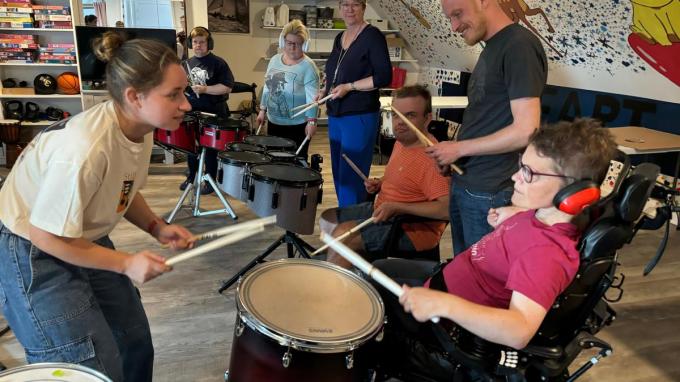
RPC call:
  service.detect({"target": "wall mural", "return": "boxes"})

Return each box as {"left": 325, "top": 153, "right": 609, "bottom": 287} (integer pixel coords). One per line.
{"left": 376, "top": 0, "right": 680, "bottom": 104}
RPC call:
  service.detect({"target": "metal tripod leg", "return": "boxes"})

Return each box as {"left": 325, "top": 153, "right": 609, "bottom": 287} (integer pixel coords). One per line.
{"left": 166, "top": 147, "right": 237, "bottom": 222}
{"left": 218, "top": 234, "right": 287, "bottom": 293}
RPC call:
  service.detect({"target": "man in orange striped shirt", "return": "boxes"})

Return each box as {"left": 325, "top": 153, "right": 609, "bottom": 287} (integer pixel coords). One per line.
{"left": 320, "top": 85, "right": 450, "bottom": 269}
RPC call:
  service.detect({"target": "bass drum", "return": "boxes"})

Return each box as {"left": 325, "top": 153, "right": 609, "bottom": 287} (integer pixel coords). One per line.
{"left": 227, "top": 259, "right": 385, "bottom": 382}
{"left": 0, "top": 363, "right": 112, "bottom": 382}
{"left": 218, "top": 150, "right": 271, "bottom": 201}
{"left": 246, "top": 164, "right": 322, "bottom": 235}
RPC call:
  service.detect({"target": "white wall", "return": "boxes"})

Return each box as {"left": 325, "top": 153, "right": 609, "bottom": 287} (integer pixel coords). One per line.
{"left": 186, "top": 0, "right": 421, "bottom": 110}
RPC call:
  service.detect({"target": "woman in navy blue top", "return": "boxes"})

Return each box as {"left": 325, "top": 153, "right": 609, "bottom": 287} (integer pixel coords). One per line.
{"left": 321, "top": 0, "right": 391, "bottom": 207}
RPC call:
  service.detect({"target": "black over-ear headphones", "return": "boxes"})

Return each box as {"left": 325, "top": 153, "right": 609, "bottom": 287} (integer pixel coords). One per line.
{"left": 552, "top": 180, "right": 601, "bottom": 215}
{"left": 187, "top": 26, "right": 214, "bottom": 50}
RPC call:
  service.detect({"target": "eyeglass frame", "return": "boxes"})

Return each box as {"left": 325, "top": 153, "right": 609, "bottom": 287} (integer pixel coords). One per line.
{"left": 284, "top": 39, "right": 303, "bottom": 48}
{"left": 517, "top": 154, "right": 575, "bottom": 184}
{"left": 340, "top": 2, "right": 364, "bottom": 10}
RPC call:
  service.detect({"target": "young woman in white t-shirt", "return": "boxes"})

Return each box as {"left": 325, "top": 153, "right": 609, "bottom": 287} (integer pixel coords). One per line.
{"left": 0, "top": 32, "right": 194, "bottom": 381}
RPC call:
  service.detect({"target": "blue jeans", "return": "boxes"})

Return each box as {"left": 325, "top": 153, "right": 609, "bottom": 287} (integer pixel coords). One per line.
{"left": 0, "top": 222, "right": 153, "bottom": 382}
{"left": 328, "top": 112, "right": 380, "bottom": 207}
{"left": 449, "top": 184, "right": 513, "bottom": 256}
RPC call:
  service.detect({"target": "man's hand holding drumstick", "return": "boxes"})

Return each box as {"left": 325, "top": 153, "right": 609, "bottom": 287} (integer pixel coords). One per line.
{"left": 389, "top": 106, "right": 464, "bottom": 176}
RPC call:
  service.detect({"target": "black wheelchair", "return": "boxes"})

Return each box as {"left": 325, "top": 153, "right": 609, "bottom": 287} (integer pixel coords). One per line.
{"left": 378, "top": 155, "right": 671, "bottom": 382}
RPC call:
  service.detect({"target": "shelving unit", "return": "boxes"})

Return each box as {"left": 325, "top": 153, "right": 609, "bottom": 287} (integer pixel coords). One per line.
{"left": 0, "top": 0, "right": 81, "bottom": 167}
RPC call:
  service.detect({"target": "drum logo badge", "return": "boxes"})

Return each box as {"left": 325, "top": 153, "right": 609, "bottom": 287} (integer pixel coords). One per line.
{"left": 308, "top": 327, "right": 333, "bottom": 334}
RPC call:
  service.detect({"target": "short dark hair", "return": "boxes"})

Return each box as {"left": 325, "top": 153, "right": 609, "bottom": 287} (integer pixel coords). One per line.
{"left": 393, "top": 84, "right": 432, "bottom": 115}
{"left": 85, "top": 15, "right": 97, "bottom": 25}
{"left": 529, "top": 118, "right": 617, "bottom": 184}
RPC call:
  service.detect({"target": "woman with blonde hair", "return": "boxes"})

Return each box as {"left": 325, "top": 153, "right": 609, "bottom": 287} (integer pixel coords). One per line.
{"left": 0, "top": 31, "right": 194, "bottom": 381}
{"left": 257, "top": 19, "right": 320, "bottom": 158}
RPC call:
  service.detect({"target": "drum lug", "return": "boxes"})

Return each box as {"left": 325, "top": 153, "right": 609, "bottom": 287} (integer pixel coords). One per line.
{"left": 375, "top": 327, "right": 384, "bottom": 342}
{"left": 236, "top": 318, "right": 245, "bottom": 337}
{"left": 248, "top": 184, "right": 255, "bottom": 201}
{"left": 217, "top": 168, "right": 223, "bottom": 183}
{"left": 272, "top": 192, "right": 279, "bottom": 209}
{"left": 282, "top": 347, "right": 292, "bottom": 368}
{"left": 317, "top": 187, "right": 323, "bottom": 204}
{"left": 300, "top": 192, "right": 307, "bottom": 211}
{"left": 345, "top": 352, "right": 354, "bottom": 369}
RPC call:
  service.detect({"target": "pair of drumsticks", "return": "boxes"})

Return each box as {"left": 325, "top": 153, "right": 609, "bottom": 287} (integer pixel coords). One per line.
{"left": 162, "top": 216, "right": 276, "bottom": 266}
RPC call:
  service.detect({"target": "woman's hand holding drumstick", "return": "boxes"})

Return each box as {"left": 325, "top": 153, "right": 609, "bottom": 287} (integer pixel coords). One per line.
{"left": 389, "top": 105, "right": 464, "bottom": 175}
{"left": 161, "top": 215, "right": 276, "bottom": 249}
{"left": 291, "top": 94, "right": 333, "bottom": 119}
{"left": 320, "top": 233, "right": 440, "bottom": 324}
{"left": 165, "top": 226, "right": 265, "bottom": 266}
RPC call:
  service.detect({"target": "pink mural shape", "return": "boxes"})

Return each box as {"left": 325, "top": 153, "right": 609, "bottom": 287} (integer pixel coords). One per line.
{"left": 628, "top": 0, "right": 680, "bottom": 87}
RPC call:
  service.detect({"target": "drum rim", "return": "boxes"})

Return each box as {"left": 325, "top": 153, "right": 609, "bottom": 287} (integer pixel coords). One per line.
{"left": 249, "top": 164, "right": 323, "bottom": 186}
{"left": 218, "top": 151, "right": 271, "bottom": 164}
{"left": 235, "top": 259, "right": 385, "bottom": 353}
{"left": 0, "top": 119, "right": 20, "bottom": 125}
{"left": 227, "top": 142, "right": 265, "bottom": 152}
{"left": 0, "top": 362, "right": 113, "bottom": 381}
{"left": 201, "top": 117, "right": 248, "bottom": 130}
{"left": 266, "top": 150, "right": 296, "bottom": 158}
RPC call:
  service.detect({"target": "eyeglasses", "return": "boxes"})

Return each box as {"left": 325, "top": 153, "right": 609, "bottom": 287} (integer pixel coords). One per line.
{"left": 340, "top": 2, "right": 363, "bottom": 10}
{"left": 518, "top": 155, "right": 574, "bottom": 183}
{"left": 285, "top": 40, "right": 302, "bottom": 48}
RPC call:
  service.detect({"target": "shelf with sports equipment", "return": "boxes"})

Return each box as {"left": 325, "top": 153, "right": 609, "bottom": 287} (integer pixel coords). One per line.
{"left": 0, "top": 0, "right": 82, "bottom": 168}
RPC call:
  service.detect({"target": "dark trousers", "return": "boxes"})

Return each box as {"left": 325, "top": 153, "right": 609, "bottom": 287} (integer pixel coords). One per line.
{"left": 267, "top": 120, "right": 309, "bottom": 159}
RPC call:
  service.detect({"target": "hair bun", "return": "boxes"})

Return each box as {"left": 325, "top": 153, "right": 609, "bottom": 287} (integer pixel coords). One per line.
{"left": 92, "top": 31, "right": 126, "bottom": 63}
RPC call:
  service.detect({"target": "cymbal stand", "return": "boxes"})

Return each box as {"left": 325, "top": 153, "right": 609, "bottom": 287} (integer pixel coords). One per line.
{"left": 167, "top": 146, "right": 237, "bottom": 223}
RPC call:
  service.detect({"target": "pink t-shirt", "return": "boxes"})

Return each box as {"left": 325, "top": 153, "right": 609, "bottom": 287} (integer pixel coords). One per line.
{"left": 434, "top": 210, "right": 580, "bottom": 311}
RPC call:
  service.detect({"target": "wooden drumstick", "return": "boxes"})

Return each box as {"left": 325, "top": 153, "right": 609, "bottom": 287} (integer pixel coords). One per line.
{"left": 256, "top": 122, "right": 263, "bottom": 135}
{"left": 185, "top": 61, "right": 200, "bottom": 99}
{"left": 291, "top": 94, "right": 333, "bottom": 119}
{"left": 341, "top": 153, "right": 368, "bottom": 181}
{"left": 389, "top": 106, "right": 464, "bottom": 176}
{"left": 199, "top": 111, "right": 216, "bottom": 118}
{"left": 311, "top": 217, "right": 375, "bottom": 256}
{"left": 166, "top": 226, "right": 264, "bottom": 266}
{"left": 295, "top": 135, "right": 311, "bottom": 155}
{"left": 320, "top": 233, "right": 440, "bottom": 324}
{"left": 160, "top": 215, "right": 276, "bottom": 249}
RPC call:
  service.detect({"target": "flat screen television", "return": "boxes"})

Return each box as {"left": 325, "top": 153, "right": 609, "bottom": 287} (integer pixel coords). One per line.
{"left": 76, "top": 26, "right": 176, "bottom": 84}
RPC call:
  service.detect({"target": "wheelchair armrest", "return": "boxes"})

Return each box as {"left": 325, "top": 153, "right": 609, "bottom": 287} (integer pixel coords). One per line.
{"left": 522, "top": 344, "right": 565, "bottom": 360}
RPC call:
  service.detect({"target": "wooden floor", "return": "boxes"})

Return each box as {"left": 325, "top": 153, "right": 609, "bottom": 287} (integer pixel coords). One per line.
{"left": 1, "top": 128, "right": 679, "bottom": 381}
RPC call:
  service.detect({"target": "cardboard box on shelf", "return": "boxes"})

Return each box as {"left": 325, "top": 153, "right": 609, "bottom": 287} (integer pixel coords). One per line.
{"left": 2, "top": 88, "right": 34, "bottom": 95}
{"left": 386, "top": 37, "right": 404, "bottom": 59}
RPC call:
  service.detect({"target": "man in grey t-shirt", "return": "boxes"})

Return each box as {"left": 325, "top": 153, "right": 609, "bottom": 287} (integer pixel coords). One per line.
{"left": 427, "top": 0, "right": 547, "bottom": 255}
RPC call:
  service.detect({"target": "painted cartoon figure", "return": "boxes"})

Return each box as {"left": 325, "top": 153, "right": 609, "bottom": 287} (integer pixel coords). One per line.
{"left": 265, "top": 71, "right": 291, "bottom": 117}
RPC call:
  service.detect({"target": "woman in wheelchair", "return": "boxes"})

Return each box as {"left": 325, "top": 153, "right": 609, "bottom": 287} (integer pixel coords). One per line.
{"left": 370, "top": 118, "right": 618, "bottom": 381}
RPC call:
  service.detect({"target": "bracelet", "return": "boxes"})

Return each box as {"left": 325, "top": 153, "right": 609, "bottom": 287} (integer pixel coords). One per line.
{"left": 350, "top": 82, "right": 357, "bottom": 91}
{"left": 307, "top": 118, "right": 317, "bottom": 126}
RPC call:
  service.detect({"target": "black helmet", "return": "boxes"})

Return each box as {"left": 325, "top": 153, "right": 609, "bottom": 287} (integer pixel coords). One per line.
{"left": 34, "top": 73, "right": 57, "bottom": 95}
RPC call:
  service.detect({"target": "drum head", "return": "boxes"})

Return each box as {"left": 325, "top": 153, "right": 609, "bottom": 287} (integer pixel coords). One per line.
{"left": 267, "top": 151, "right": 295, "bottom": 158}
{"left": 244, "top": 135, "right": 296, "bottom": 150}
{"left": 250, "top": 164, "right": 322, "bottom": 186}
{"left": 228, "top": 142, "right": 265, "bottom": 152}
{"left": 0, "top": 363, "right": 112, "bottom": 382}
{"left": 202, "top": 116, "right": 248, "bottom": 130}
{"left": 237, "top": 259, "right": 384, "bottom": 349}
{"left": 218, "top": 150, "right": 270, "bottom": 165}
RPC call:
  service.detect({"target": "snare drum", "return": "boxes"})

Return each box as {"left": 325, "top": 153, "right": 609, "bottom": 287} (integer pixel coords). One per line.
{"left": 246, "top": 164, "right": 322, "bottom": 234}
{"left": 199, "top": 117, "right": 249, "bottom": 151}
{"left": 227, "top": 259, "right": 385, "bottom": 382}
{"left": 0, "top": 363, "right": 112, "bottom": 382}
{"left": 0, "top": 119, "right": 20, "bottom": 144}
{"left": 218, "top": 151, "right": 271, "bottom": 201}
{"left": 153, "top": 114, "right": 198, "bottom": 154}
{"left": 227, "top": 142, "right": 266, "bottom": 153}
{"left": 243, "top": 135, "right": 296, "bottom": 152}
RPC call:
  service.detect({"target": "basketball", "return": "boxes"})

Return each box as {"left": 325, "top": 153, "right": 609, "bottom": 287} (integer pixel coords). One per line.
{"left": 56, "top": 72, "right": 80, "bottom": 95}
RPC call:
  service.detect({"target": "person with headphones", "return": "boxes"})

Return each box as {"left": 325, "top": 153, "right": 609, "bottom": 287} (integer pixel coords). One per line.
{"left": 367, "top": 119, "right": 618, "bottom": 380}
{"left": 256, "top": 20, "right": 320, "bottom": 159}
{"left": 182, "top": 26, "right": 235, "bottom": 194}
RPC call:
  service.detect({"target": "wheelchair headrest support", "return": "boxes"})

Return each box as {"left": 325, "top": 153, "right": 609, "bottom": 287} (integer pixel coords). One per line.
{"left": 614, "top": 162, "right": 659, "bottom": 223}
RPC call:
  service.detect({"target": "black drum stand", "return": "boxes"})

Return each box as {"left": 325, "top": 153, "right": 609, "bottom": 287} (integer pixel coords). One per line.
{"left": 218, "top": 230, "right": 315, "bottom": 293}
{"left": 167, "top": 146, "right": 238, "bottom": 223}
{"left": 0, "top": 325, "right": 9, "bottom": 371}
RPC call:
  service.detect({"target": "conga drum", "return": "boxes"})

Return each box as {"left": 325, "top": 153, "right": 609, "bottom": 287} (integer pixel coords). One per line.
{"left": 227, "top": 259, "right": 385, "bottom": 382}
{"left": 0, "top": 119, "right": 21, "bottom": 144}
